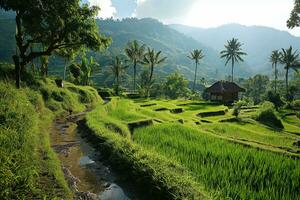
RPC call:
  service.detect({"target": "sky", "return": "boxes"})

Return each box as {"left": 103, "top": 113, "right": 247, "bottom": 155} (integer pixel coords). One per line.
{"left": 84, "top": 0, "right": 300, "bottom": 36}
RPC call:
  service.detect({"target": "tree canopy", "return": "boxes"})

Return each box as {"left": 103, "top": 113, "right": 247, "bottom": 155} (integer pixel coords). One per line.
{"left": 0, "top": 0, "right": 111, "bottom": 86}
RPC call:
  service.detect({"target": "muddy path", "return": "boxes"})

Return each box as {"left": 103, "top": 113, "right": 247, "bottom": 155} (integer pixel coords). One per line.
{"left": 50, "top": 111, "right": 146, "bottom": 200}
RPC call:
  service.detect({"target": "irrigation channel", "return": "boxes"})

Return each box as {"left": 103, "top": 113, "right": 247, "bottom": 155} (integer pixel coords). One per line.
{"left": 50, "top": 109, "right": 146, "bottom": 200}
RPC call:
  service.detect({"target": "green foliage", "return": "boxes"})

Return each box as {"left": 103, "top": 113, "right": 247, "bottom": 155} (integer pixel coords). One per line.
{"left": 0, "top": 83, "right": 37, "bottom": 199}
{"left": 86, "top": 103, "right": 210, "bottom": 200}
{"left": 243, "top": 74, "right": 270, "bottom": 104}
{"left": 110, "top": 56, "right": 128, "bottom": 95}
{"left": 255, "top": 102, "right": 284, "bottom": 129}
{"left": 220, "top": 38, "right": 247, "bottom": 82}
{"left": 125, "top": 40, "right": 146, "bottom": 90}
{"left": 164, "top": 71, "right": 190, "bottom": 99}
{"left": 266, "top": 90, "right": 284, "bottom": 109}
{"left": 232, "top": 100, "right": 246, "bottom": 118}
{"left": 292, "top": 99, "right": 300, "bottom": 110}
{"left": 188, "top": 49, "right": 205, "bottom": 92}
{"left": 134, "top": 123, "right": 300, "bottom": 200}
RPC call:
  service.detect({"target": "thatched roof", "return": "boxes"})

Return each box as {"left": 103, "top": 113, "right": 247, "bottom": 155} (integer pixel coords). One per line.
{"left": 206, "top": 81, "right": 245, "bottom": 94}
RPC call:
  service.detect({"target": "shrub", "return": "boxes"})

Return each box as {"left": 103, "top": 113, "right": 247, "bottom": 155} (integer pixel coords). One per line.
{"left": 255, "top": 102, "right": 284, "bottom": 129}
{"left": 292, "top": 100, "right": 300, "bottom": 110}
{"left": 266, "top": 91, "right": 284, "bottom": 109}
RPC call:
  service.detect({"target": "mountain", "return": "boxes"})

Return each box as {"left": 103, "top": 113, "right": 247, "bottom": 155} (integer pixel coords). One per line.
{"left": 0, "top": 10, "right": 253, "bottom": 83}
{"left": 170, "top": 23, "right": 300, "bottom": 75}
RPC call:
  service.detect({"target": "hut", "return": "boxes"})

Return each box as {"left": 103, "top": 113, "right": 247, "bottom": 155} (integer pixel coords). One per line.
{"left": 206, "top": 81, "right": 245, "bottom": 103}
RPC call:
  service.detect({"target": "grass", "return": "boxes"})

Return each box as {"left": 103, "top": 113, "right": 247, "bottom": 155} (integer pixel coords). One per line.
{"left": 85, "top": 97, "right": 300, "bottom": 200}
{"left": 134, "top": 123, "right": 300, "bottom": 200}
{"left": 0, "top": 66, "right": 101, "bottom": 199}
{"left": 86, "top": 102, "right": 211, "bottom": 200}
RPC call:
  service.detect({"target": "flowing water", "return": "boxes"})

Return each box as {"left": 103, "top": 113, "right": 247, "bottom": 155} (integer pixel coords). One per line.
{"left": 50, "top": 112, "right": 142, "bottom": 200}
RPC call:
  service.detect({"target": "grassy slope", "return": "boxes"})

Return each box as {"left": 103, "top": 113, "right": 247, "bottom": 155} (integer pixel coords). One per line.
{"left": 134, "top": 124, "right": 300, "bottom": 200}
{"left": 86, "top": 101, "right": 211, "bottom": 200}
{"left": 0, "top": 67, "right": 102, "bottom": 199}
{"left": 86, "top": 98, "right": 300, "bottom": 199}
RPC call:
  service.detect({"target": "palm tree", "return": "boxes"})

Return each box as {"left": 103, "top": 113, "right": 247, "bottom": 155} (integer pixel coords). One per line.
{"left": 270, "top": 50, "right": 281, "bottom": 94}
{"left": 125, "top": 40, "right": 146, "bottom": 91}
{"left": 143, "top": 47, "right": 167, "bottom": 83}
{"left": 188, "top": 49, "right": 205, "bottom": 92}
{"left": 220, "top": 38, "right": 247, "bottom": 82}
{"left": 110, "top": 56, "right": 127, "bottom": 95}
{"left": 280, "top": 46, "right": 300, "bottom": 96}
{"left": 80, "top": 56, "right": 99, "bottom": 86}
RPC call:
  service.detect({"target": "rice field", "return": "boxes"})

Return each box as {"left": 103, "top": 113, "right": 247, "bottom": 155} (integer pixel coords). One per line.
{"left": 86, "top": 98, "right": 300, "bottom": 199}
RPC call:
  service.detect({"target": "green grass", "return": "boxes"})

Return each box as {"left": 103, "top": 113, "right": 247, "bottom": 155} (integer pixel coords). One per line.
{"left": 134, "top": 123, "right": 300, "bottom": 200}
{"left": 86, "top": 102, "right": 211, "bottom": 200}
{"left": 84, "top": 97, "right": 300, "bottom": 199}
{"left": 0, "top": 72, "right": 101, "bottom": 199}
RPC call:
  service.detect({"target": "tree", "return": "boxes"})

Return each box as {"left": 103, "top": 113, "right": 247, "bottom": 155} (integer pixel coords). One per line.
{"left": 280, "top": 46, "right": 300, "bottom": 97}
{"left": 188, "top": 49, "right": 205, "bottom": 92}
{"left": 287, "top": 0, "right": 300, "bottom": 28}
{"left": 143, "top": 48, "right": 167, "bottom": 84}
{"left": 110, "top": 56, "right": 127, "bottom": 95}
{"left": 164, "top": 72, "right": 190, "bottom": 99}
{"left": 80, "top": 56, "right": 99, "bottom": 86}
{"left": 0, "top": 0, "right": 110, "bottom": 88}
{"left": 243, "top": 75, "right": 270, "bottom": 105}
{"left": 220, "top": 38, "right": 247, "bottom": 82}
{"left": 270, "top": 50, "right": 281, "bottom": 94}
{"left": 125, "top": 40, "right": 146, "bottom": 91}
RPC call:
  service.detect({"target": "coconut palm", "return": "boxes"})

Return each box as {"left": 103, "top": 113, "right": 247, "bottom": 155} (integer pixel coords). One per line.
{"left": 125, "top": 40, "right": 146, "bottom": 91}
{"left": 188, "top": 49, "right": 205, "bottom": 92}
{"left": 280, "top": 46, "right": 300, "bottom": 96}
{"left": 270, "top": 50, "right": 281, "bottom": 94}
{"left": 143, "top": 48, "right": 167, "bottom": 83}
{"left": 110, "top": 56, "right": 127, "bottom": 95}
{"left": 220, "top": 38, "right": 247, "bottom": 82}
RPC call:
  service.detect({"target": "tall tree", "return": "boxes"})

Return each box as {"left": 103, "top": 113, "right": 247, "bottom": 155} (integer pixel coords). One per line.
{"left": 220, "top": 38, "right": 247, "bottom": 82}
{"left": 143, "top": 48, "right": 167, "bottom": 84}
{"left": 0, "top": 0, "right": 110, "bottom": 88}
{"left": 125, "top": 40, "right": 146, "bottom": 91}
{"left": 280, "top": 46, "right": 300, "bottom": 97}
{"left": 188, "top": 49, "right": 205, "bottom": 92}
{"left": 287, "top": 0, "right": 300, "bottom": 28}
{"left": 270, "top": 50, "right": 281, "bottom": 94}
{"left": 110, "top": 56, "right": 127, "bottom": 95}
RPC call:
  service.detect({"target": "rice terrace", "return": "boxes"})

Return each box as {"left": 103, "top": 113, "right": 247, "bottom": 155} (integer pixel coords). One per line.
{"left": 0, "top": 0, "right": 300, "bottom": 200}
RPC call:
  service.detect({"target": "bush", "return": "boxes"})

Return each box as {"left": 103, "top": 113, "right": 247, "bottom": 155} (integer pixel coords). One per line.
{"left": 266, "top": 91, "right": 284, "bottom": 109}
{"left": 232, "top": 101, "right": 246, "bottom": 118}
{"left": 292, "top": 100, "right": 300, "bottom": 110}
{"left": 255, "top": 102, "right": 284, "bottom": 129}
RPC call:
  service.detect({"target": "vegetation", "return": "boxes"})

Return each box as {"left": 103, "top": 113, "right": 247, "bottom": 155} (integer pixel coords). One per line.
{"left": 0, "top": 0, "right": 110, "bottom": 87}
{"left": 85, "top": 98, "right": 300, "bottom": 200}
{"left": 270, "top": 50, "right": 281, "bottom": 93}
{"left": 280, "top": 46, "right": 300, "bottom": 99}
{"left": 0, "top": 64, "right": 101, "bottom": 199}
{"left": 220, "top": 38, "right": 247, "bottom": 82}
{"left": 255, "top": 102, "right": 284, "bottom": 129}
{"left": 125, "top": 40, "right": 146, "bottom": 91}
{"left": 188, "top": 49, "right": 205, "bottom": 92}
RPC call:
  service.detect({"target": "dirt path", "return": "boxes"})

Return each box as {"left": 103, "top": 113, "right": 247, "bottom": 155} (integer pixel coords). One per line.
{"left": 50, "top": 111, "right": 142, "bottom": 200}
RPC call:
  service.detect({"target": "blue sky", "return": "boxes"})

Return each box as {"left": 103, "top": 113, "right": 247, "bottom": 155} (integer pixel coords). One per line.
{"left": 84, "top": 0, "right": 300, "bottom": 36}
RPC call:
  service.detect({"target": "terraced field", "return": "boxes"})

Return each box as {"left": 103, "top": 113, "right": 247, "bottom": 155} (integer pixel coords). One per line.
{"left": 86, "top": 98, "right": 300, "bottom": 199}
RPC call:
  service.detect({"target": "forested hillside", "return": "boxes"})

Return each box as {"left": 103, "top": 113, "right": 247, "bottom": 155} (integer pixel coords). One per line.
{"left": 171, "top": 23, "right": 300, "bottom": 75}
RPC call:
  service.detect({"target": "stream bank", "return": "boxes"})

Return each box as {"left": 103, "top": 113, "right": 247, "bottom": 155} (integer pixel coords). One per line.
{"left": 50, "top": 112, "right": 145, "bottom": 200}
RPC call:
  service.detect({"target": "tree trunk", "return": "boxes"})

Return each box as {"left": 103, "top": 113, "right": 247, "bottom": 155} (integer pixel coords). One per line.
{"left": 149, "top": 64, "right": 154, "bottom": 83}
{"left": 231, "top": 58, "right": 234, "bottom": 82}
{"left": 63, "top": 59, "right": 67, "bottom": 80}
{"left": 193, "top": 62, "right": 198, "bottom": 92}
{"left": 13, "top": 55, "right": 21, "bottom": 89}
{"left": 286, "top": 67, "right": 289, "bottom": 97}
{"left": 133, "top": 61, "right": 137, "bottom": 91}
{"left": 274, "top": 63, "right": 277, "bottom": 94}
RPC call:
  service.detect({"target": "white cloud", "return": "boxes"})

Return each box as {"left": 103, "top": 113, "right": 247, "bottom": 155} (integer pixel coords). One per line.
{"left": 87, "top": 0, "right": 116, "bottom": 18}
{"left": 134, "top": 0, "right": 197, "bottom": 23}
